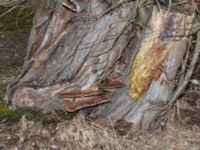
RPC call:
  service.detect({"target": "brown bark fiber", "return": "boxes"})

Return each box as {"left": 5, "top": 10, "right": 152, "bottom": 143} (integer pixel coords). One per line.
{"left": 5, "top": 1, "right": 195, "bottom": 130}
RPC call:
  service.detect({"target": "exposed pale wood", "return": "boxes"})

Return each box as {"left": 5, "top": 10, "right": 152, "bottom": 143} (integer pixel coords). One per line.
{"left": 164, "top": 31, "right": 200, "bottom": 112}
{"left": 4, "top": 1, "right": 196, "bottom": 131}
{"left": 92, "top": 7, "right": 193, "bottom": 130}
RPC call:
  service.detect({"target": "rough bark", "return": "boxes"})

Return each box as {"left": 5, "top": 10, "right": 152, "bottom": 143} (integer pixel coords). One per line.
{"left": 5, "top": 0, "right": 195, "bottom": 131}
{"left": 5, "top": 0, "right": 137, "bottom": 112}
{"left": 91, "top": 7, "right": 193, "bottom": 130}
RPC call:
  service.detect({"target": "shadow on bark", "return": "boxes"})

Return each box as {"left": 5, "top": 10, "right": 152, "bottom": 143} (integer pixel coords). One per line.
{"left": 5, "top": 0, "right": 199, "bottom": 131}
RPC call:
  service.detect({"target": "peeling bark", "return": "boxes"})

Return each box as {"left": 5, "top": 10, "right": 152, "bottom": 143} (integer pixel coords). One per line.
{"left": 91, "top": 7, "right": 193, "bottom": 130}
{"left": 6, "top": 0, "right": 137, "bottom": 112}
{"left": 5, "top": 1, "right": 195, "bottom": 131}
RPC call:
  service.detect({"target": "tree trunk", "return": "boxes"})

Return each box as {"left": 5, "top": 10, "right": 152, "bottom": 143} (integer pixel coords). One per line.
{"left": 6, "top": 0, "right": 138, "bottom": 111}
{"left": 91, "top": 7, "right": 193, "bottom": 130}
{"left": 5, "top": 0, "right": 195, "bottom": 131}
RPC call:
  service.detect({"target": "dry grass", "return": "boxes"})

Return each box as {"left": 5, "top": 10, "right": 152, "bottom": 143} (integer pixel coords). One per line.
{"left": 0, "top": 1, "right": 200, "bottom": 149}
{"left": 0, "top": 0, "right": 24, "bottom": 7}
{"left": 0, "top": 113, "right": 138, "bottom": 150}
{"left": 1, "top": 112, "right": 200, "bottom": 150}
{"left": 54, "top": 114, "right": 138, "bottom": 150}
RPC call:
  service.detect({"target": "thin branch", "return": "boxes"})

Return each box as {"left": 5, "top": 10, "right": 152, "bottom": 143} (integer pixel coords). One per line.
{"left": 162, "top": 31, "right": 200, "bottom": 115}
{"left": 169, "top": 31, "right": 200, "bottom": 105}
{"left": 155, "top": 0, "right": 162, "bottom": 11}
{"left": 177, "top": 36, "right": 192, "bottom": 88}
{"left": 167, "top": 0, "right": 172, "bottom": 14}
{"left": 192, "top": 0, "right": 200, "bottom": 14}
{"left": 0, "top": 5, "right": 18, "bottom": 18}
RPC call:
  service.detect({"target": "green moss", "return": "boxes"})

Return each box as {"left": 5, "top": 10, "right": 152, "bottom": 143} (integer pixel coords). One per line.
{"left": 0, "top": 6, "right": 77, "bottom": 124}
{"left": 25, "top": 110, "right": 77, "bottom": 124}
{"left": 0, "top": 98, "right": 77, "bottom": 123}
{"left": 0, "top": 102, "right": 24, "bottom": 122}
{"left": 55, "top": 111, "right": 78, "bottom": 120}
{"left": 0, "top": 85, "right": 76, "bottom": 123}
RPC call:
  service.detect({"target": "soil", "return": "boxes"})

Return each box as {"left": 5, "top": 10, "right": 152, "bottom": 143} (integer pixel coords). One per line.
{"left": 0, "top": 6, "right": 200, "bottom": 150}
{"left": 0, "top": 6, "right": 31, "bottom": 87}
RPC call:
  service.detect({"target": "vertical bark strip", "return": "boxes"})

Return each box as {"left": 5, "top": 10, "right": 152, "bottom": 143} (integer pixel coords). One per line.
{"left": 92, "top": 7, "right": 193, "bottom": 130}
{"left": 5, "top": 1, "right": 195, "bottom": 131}
{"left": 129, "top": 7, "right": 193, "bottom": 101}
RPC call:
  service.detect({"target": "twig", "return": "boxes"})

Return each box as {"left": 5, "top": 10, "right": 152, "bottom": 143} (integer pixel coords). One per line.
{"left": 62, "top": 2, "right": 77, "bottom": 13}
{"left": 177, "top": 36, "right": 192, "bottom": 88}
{"left": 155, "top": 0, "right": 162, "bottom": 11}
{"left": 167, "top": 0, "right": 172, "bottom": 14}
{"left": 153, "top": 31, "right": 200, "bottom": 127}
{"left": 173, "top": 0, "right": 189, "bottom": 7}
{"left": 163, "top": 31, "right": 200, "bottom": 114}
{"left": 170, "top": 31, "right": 200, "bottom": 104}
{"left": 192, "top": 0, "right": 200, "bottom": 14}
{"left": 0, "top": 5, "right": 18, "bottom": 18}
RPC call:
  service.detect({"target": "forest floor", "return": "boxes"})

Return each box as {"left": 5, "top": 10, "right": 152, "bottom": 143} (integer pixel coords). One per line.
{"left": 0, "top": 7, "right": 200, "bottom": 150}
